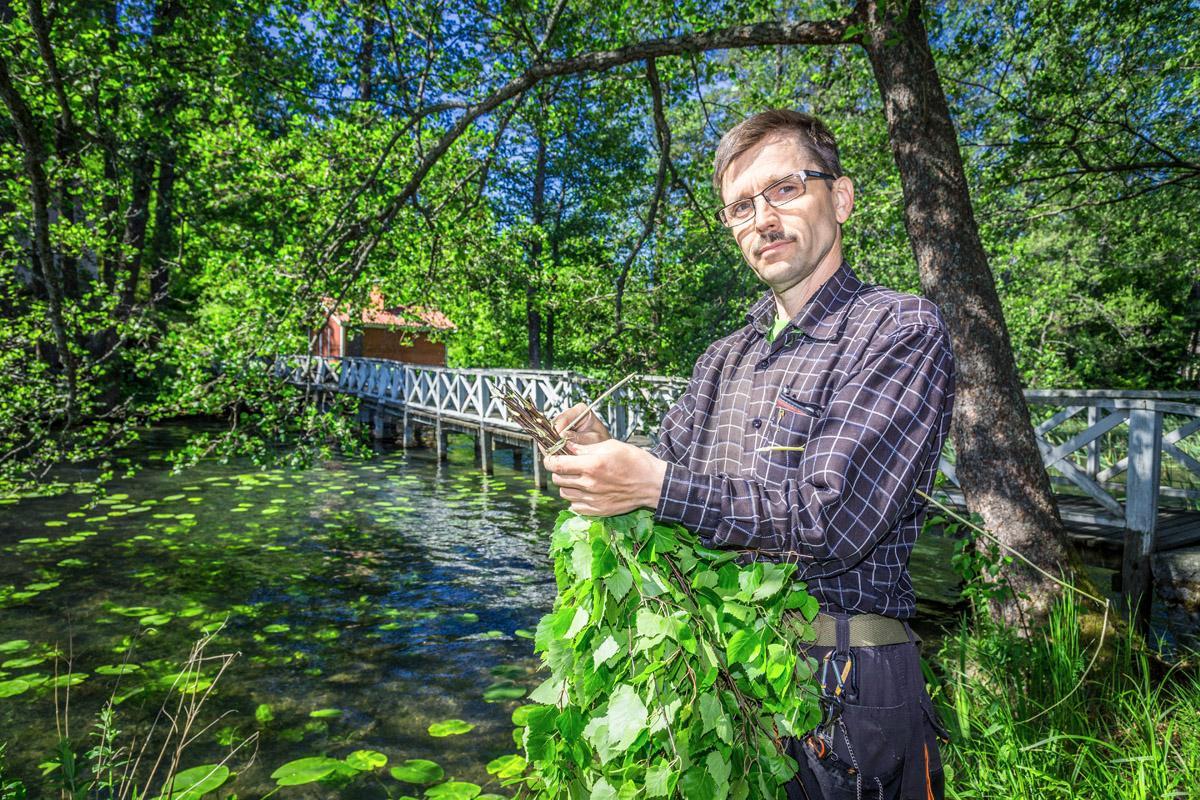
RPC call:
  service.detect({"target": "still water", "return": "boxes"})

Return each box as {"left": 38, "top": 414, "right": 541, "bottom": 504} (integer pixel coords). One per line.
{"left": 0, "top": 426, "right": 962, "bottom": 798}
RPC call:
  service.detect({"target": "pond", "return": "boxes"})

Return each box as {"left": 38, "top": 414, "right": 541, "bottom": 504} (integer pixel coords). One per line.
{"left": 0, "top": 425, "right": 965, "bottom": 797}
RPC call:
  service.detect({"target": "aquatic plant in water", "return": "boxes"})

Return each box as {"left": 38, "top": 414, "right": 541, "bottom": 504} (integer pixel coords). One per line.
{"left": 506, "top": 509, "right": 822, "bottom": 799}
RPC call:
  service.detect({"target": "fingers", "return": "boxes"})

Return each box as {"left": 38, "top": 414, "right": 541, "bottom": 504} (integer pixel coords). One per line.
{"left": 553, "top": 403, "right": 591, "bottom": 434}
{"left": 543, "top": 452, "right": 594, "bottom": 475}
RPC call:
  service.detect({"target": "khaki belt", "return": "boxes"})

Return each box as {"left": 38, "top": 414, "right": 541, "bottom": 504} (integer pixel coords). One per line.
{"left": 809, "top": 612, "right": 915, "bottom": 648}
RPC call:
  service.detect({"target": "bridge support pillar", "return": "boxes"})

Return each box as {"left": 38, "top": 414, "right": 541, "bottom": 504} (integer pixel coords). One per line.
{"left": 479, "top": 429, "right": 493, "bottom": 475}
{"left": 1122, "top": 406, "right": 1163, "bottom": 632}
{"left": 401, "top": 411, "right": 412, "bottom": 449}
{"left": 372, "top": 408, "right": 386, "bottom": 440}
{"left": 435, "top": 419, "right": 449, "bottom": 462}
{"left": 532, "top": 444, "right": 547, "bottom": 490}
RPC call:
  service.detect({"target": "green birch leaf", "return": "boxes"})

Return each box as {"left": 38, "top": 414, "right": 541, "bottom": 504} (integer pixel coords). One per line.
{"left": 645, "top": 761, "right": 674, "bottom": 797}
{"left": 726, "top": 629, "right": 761, "bottom": 665}
{"left": 606, "top": 684, "right": 648, "bottom": 751}
{"left": 564, "top": 607, "right": 589, "bottom": 639}
{"left": 592, "top": 635, "right": 620, "bottom": 668}
{"left": 706, "top": 751, "right": 731, "bottom": 789}
{"left": 604, "top": 565, "right": 633, "bottom": 600}
{"left": 590, "top": 777, "right": 618, "bottom": 800}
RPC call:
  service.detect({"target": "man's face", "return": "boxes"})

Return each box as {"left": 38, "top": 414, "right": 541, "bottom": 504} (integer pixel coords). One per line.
{"left": 720, "top": 133, "right": 853, "bottom": 295}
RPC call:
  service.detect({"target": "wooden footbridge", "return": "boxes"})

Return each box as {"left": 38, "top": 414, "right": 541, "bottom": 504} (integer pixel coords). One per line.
{"left": 275, "top": 356, "right": 1200, "bottom": 610}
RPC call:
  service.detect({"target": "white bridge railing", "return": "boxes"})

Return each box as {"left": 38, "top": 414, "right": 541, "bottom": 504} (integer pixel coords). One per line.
{"left": 275, "top": 357, "right": 1200, "bottom": 531}
{"left": 273, "top": 356, "right": 687, "bottom": 442}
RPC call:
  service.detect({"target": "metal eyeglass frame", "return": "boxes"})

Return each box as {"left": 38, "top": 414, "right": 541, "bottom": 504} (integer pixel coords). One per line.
{"left": 716, "top": 170, "right": 838, "bottom": 227}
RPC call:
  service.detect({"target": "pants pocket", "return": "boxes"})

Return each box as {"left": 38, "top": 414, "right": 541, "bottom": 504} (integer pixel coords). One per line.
{"left": 836, "top": 702, "right": 907, "bottom": 782}
{"left": 787, "top": 703, "right": 908, "bottom": 800}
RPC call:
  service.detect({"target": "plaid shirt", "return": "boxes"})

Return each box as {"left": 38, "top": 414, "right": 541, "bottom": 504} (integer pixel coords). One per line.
{"left": 651, "top": 263, "right": 955, "bottom": 618}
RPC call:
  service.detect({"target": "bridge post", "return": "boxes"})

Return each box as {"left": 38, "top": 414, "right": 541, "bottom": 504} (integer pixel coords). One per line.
{"left": 532, "top": 444, "right": 547, "bottom": 489}
{"left": 1086, "top": 405, "right": 1101, "bottom": 478}
{"left": 1123, "top": 404, "right": 1163, "bottom": 632}
{"left": 479, "top": 429, "right": 493, "bottom": 475}
{"left": 436, "top": 417, "right": 448, "bottom": 462}
{"left": 372, "top": 408, "right": 385, "bottom": 440}
{"left": 401, "top": 410, "right": 412, "bottom": 450}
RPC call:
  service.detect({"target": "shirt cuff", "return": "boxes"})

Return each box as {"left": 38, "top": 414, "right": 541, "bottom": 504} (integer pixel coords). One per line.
{"left": 654, "top": 461, "right": 725, "bottom": 544}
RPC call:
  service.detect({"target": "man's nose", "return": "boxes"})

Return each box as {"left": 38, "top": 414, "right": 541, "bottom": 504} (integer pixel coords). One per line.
{"left": 752, "top": 195, "right": 781, "bottom": 232}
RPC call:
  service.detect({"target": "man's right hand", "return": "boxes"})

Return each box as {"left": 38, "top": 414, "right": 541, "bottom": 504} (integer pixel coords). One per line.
{"left": 553, "top": 403, "right": 611, "bottom": 445}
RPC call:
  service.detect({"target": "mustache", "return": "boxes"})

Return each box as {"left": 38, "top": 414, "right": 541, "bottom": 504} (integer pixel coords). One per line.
{"left": 755, "top": 233, "right": 796, "bottom": 257}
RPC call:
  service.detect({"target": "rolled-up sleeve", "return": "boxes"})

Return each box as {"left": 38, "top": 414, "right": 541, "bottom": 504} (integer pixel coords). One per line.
{"left": 655, "top": 323, "right": 954, "bottom": 577}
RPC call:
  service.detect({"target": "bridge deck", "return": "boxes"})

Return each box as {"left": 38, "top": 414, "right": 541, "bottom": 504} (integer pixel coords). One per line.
{"left": 939, "top": 490, "right": 1200, "bottom": 566}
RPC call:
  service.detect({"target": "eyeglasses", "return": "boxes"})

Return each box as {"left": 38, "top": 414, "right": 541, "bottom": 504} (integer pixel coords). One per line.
{"left": 716, "top": 170, "right": 837, "bottom": 227}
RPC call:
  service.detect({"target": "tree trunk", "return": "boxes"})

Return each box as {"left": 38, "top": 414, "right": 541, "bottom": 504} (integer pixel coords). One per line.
{"left": 148, "top": 148, "right": 177, "bottom": 306}
{"left": 861, "top": 0, "right": 1077, "bottom": 625}
{"left": 0, "top": 47, "right": 77, "bottom": 421}
{"left": 527, "top": 130, "right": 548, "bottom": 369}
{"left": 120, "top": 156, "right": 154, "bottom": 312}
{"left": 358, "top": 4, "right": 375, "bottom": 102}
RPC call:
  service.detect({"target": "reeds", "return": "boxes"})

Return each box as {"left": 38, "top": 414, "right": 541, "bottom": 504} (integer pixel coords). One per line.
{"left": 933, "top": 595, "right": 1200, "bottom": 799}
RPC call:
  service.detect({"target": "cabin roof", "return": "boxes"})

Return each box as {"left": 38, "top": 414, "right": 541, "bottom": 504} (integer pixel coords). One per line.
{"left": 324, "top": 289, "right": 455, "bottom": 331}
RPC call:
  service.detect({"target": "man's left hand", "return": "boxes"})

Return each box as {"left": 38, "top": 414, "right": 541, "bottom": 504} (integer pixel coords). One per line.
{"left": 543, "top": 440, "right": 668, "bottom": 517}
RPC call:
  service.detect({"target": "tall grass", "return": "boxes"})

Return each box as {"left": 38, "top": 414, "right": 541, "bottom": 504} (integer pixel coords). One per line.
{"left": 933, "top": 592, "right": 1200, "bottom": 799}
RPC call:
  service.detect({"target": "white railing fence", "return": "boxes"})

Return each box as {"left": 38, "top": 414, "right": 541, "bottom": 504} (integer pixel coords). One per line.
{"left": 277, "top": 357, "right": 1200, "bottom": 528}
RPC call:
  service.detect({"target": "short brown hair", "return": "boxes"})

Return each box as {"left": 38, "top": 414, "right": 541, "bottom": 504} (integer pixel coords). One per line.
{"left": 712, "top": 110, "right": 843, "bottom": 194}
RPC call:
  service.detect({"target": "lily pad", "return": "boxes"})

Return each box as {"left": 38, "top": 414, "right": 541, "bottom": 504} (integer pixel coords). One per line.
{"left": 345, "top": 750, "right": 388, "bottom": 771}
{"left": 390, "top": 759, "right": 444, "bottom": 784}
{"left": 482, "top": 682, "right": 526, "bottom": 702}
{"left": 424, "top": 782, "right": 481, "bottom": 799}
{"left": 2, "top": 656, "right": 45, "bottom": 670}
{"left": 271, "top": 756, "right": 343, "bottom": 786}
{"left": 428, "top": 719, "right": 474, "bottom": 737}
{"left": 159, "top": 764, "right": 231, "bottom": 800}
{"left": 95, "top": 664, "right": 141, "bottom": 676}
{"left": 308, "top": 708, "right": 341, "bottom": 718}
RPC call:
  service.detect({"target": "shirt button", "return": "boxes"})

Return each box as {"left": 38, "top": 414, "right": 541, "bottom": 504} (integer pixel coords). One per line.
{"left": 752, "top": 418, "right": 763, "bottom": 429}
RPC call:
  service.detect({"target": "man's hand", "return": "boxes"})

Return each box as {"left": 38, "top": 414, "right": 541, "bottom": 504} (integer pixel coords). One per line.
{"left": 544, "top": 440, "right": 668, "bottom": 517}
{"left": 553, "top": 403, "right": 612, "bottom": 446}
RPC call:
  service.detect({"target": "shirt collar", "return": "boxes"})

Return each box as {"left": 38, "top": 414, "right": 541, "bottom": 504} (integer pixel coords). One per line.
{"left": 746, "top": 262, "right": 862, "bottom": 343}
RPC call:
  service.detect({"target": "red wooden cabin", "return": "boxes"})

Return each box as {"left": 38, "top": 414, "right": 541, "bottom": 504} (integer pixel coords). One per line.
{"left": 313, "top": 289, "right": 454, "bottom": 366}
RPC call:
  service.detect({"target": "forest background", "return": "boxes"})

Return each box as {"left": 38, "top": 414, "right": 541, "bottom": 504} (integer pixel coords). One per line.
{"left": 1, "top": 0, "right": 1197, "bottom": 493}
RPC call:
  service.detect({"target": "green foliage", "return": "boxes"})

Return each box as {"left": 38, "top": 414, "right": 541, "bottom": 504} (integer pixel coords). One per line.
{"left": 1, "top": 0, "right": 1194, "bottom": 494}
{"left": 507, "top": 510, "right": 821, "bottom": 799}
{"left": 934, "top": 594, "right": 1200, "bottom": 799}
{"left": 0, "top": 745, "right": 26, "bottom": 800}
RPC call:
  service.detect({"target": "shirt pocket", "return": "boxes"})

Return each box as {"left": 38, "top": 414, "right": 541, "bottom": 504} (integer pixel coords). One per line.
{"left": 757, "top": 389, "right": 823, "bottom": 467}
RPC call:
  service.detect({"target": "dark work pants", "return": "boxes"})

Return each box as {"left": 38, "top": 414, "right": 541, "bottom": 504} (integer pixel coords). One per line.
{"left": 784, "top": 638, "right": 948, "bottom": 800}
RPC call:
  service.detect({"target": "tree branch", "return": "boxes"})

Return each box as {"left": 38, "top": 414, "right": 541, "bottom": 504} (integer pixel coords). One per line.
{"left": 314, "top": 10, "right": 862, "bottom": 315}
{"left": 615, "top": 58, "right": 671, "bottom": 333}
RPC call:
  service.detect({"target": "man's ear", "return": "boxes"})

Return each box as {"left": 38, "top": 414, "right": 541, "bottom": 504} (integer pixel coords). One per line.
{"left": 832, "top": 176, "right": 855, "bottom": 224}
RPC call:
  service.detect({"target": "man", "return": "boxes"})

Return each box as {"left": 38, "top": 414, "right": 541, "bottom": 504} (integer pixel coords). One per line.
{"left": 544, "top": 110, "right": 954, "bottom": 800}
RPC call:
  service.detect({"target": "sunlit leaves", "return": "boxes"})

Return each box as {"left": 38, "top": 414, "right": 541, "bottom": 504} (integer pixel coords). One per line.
{"left": 514, "top": 509, "right": 820, "bottom": 797}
